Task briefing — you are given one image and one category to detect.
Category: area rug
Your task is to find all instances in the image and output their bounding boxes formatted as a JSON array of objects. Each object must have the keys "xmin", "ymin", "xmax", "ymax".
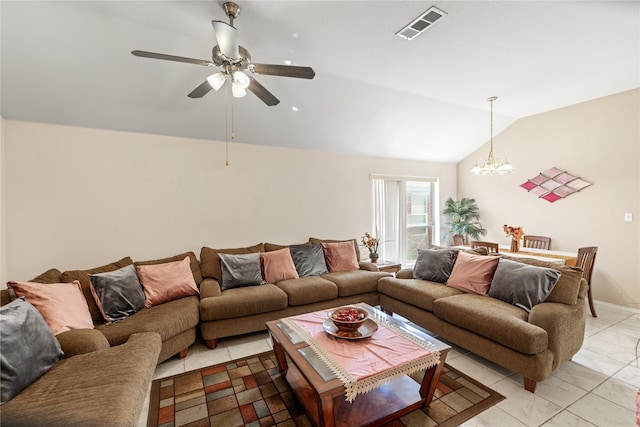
[{"xmin": 147, "ymin": 351, "xmax": 504, "ymax": 427}]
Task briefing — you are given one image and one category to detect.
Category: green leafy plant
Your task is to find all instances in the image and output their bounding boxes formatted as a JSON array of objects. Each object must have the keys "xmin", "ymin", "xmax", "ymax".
[{"xmin": 442, "ymin": 197, "xmax": 487, "ymax": 243}]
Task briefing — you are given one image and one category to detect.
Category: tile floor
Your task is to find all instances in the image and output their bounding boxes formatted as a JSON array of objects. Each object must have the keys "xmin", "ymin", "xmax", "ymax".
[{"xmin": 138, "ymin": 301, "xmax": 640, "ymax": 427}]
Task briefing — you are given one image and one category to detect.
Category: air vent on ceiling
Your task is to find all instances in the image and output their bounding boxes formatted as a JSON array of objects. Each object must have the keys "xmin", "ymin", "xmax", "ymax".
[{"xmin": 396, "ymin": 6, "xmax": 447, "ymax": 41}]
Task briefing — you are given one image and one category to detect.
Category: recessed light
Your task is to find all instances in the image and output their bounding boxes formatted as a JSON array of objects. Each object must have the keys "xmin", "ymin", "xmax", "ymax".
[
  {"xmin": 284, "ymin": 60, "xmax": 292, "ymax": 65},
  {"xmin": 292, "ymin": 33, "xmax": 299, "ymax": 38},
  {"xmin": 291, "ymin": 106, "xmax": 299, "ymax": 112}
]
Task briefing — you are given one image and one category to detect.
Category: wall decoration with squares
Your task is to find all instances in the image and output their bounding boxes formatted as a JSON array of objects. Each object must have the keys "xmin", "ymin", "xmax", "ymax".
[{"xmin": 520, "ymin": 167, "xmax": 591, "ymax": 203}]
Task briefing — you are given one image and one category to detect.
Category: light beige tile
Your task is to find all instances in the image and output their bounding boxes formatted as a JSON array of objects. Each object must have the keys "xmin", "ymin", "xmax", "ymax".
[
  {"xmin": 551, "ymin": 360, "xmax": 609, "ymax": 391},
  {"xmin": 567, "ymin": 392, "xmax": 635, "ymax": 427},
  {"xmin": 493, "ymin": 377, "xmax": 563, "ymax": 427},
  {"xmin": 541, "ymin": 410, "xmax": 597, "ymax": 426},
  {"xmin": 184, "ymin": 346, "xmax": 231, "ymax": 372},
  {"xmin": 572, "ymin": 347, "xmax": 629, "ymax": 377},
  {"xmin": 612, "ymin": 363, "xmax": 640, "ymax": 389},
  {"xmin": 592, "ymin": 377, "xmax": 638, "ymax": 412},
  {"xmin": 535, "ymin": 375, "xmax": 588, "ymax": 408},
  {"xmin": 228, "ymin": 339, "xmax": 272, "ymax": 360},
  {"xmin": 446, "ymin": 354, "xmax": 509, "ymax": 388},
  {"xmin": 461, "ymin": 405, "xmax": 527, "ymax": 426},
  {"xmin": 153, "ymin": 357, "xmax": 185, "ymax": 380}
]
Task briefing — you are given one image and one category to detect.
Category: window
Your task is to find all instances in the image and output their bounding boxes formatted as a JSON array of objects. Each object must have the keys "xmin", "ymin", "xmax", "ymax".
[{"xmin": 371, "ymin": 175, "xmax": 439, "ymax": 265}]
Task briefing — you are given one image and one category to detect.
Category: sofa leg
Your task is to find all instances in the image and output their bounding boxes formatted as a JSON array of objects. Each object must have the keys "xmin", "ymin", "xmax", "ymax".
[
  {"xmin": 524, "ymin": 378, "xmax": 537, "ymax": 393},
  {"xmin": 205, "ymin": 339, "xmax": 218, "ymax": 349},
  {"xmin": 178, "ymin": 348, "xmax": 188, "ymax": 359}
]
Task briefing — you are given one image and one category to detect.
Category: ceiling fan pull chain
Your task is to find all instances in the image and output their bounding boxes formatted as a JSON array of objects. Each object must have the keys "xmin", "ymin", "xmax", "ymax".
[
  {"xmin": 225, "ymin": 83, "xmax": 229, "ymax": 166},
  {"xmin": 231, "ymin": 96, "xmax": 235, "ymax": 141}
]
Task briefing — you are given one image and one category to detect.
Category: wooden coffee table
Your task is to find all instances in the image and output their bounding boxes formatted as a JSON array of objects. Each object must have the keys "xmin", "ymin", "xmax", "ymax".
[{"xmin": 266, "ymin": 303, "xmax": 450, "ymax": 427}]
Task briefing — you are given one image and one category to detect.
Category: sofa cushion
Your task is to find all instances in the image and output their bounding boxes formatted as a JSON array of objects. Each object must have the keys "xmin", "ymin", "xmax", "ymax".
[
  {"xmin": 0, "ymin": 332, "xmax": 161, "ymax": 427},
  {"xmin": 498, "ymin": 255, "xmax": 583, "ymax": 305},
  {"xmin": 264, "ymin": 242, "xmax": 296, "ymax": 252},
  {"xmin": 378, "ymin": 276, "xmax": 464, "ymax": 312},
  {"xmin": 200, "ymin": 243, "xmax": 265, "ymax": 283},
  {"xmin": 199, "ymin": 284, "xmax": 288, "ymax": 321},
  {"xmin": 136, "ymin": 256, "xmax": 199, "ymax": 307},
  {"xmin": 96, "ymin": 296, "xmax": 199, "ymax": 346},
  {"xmin": 89, "ymin": 264, "xmax": 146, "ymax": 323},
  {"xmin": 219, "ymin": 253, "xmax": 265, "ymax": 290},
  {"xmin": 260, "ymin": 248, "xmax": 299, "ymax": 284},
  {"xmin": 447, "ymin": 251, "xmax": 499, "ymax": 295},
  {"xmin": 275, "ymin": 276, "xmax": 338, "ymax": 306},
  {"xmin": 322, "ymin": 270, "xmax": 390, "ymax": 297},
  {"xmin": 135, "ymin": 251, "xmax": 203, "ymax": 285},
  {"xmin": 489, "ymin": 258, "xmax": 561, "ymax": 312},
  {"xmin": 61, "ymin": 257, "xmax": 134, "ymax": 323},
  {"xmin": 321, "ymin": 241, "xmax": 359, "ymax": 272},
  {"xmin": 7, "ymin": 280, "xmax": 95, "ymax": 335},
  {"xmin": 30, "ymin": 268, "xmax": 63, "ymax": 284},
  {"xmin": 309, "ymin": 237, "xmax": 361, "ymax": 261},
  {"xmin": 433, "ymin": 293, "xmax": 548, "ymax": 354},
  {"xmin": 1, "ymin": 297, "xmax": 64, "ymax": 404},
  {"xmin": 413, "ymin": 248, "xmax": 458, "ymax": 283},
  {"xmin": 290, "ymin": 244, "xmax": 329, "ymax": 277}
]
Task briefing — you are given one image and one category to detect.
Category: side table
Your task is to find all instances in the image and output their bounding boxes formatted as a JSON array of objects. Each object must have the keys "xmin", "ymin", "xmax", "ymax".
[{"xmin": 375, "ymin": 260, "xmax": 401, "ymax": 274}]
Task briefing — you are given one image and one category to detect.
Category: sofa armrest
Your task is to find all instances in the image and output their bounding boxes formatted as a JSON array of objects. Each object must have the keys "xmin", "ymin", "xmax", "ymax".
[
  {"xmin": 528, "ymin": 299, "xmax": 586, "ymax": 369},
  {"xmin": 56, "ymin": 328, "xmax": 110, "ymax": 357},
  {"xmin": 359, "ymin": 261, "xmax": 379, "ymax": 272},
  {"xmin": 200, "ymin": 278, "xmax": 222, "ymax": 298},
  {"xmin": 396, "ymin": 268, "xmax": 414, "ymax": 279}
]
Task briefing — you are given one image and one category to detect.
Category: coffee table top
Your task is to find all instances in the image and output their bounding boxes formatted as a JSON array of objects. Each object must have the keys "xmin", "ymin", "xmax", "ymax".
[{"xmin": 266, "ymin": 303, "xmax": 450, "ymax": 399}]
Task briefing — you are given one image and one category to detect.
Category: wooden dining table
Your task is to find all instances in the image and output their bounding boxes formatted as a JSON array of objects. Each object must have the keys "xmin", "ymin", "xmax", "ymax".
[{"xmin": 498, "ymin": 245, "xmax": 577, "ymax": 267}]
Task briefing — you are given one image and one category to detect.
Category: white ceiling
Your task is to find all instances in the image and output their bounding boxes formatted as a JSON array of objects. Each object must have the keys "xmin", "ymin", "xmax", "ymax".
[{"xmin": 2, "ymin": 1, "xmax": 638, "ymax": 162}]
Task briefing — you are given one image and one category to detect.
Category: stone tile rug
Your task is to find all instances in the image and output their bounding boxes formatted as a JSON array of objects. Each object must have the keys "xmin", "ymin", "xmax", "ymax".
[{"xmin": 147, "ymin": 351, "xmax": 504, "ymax": 427}]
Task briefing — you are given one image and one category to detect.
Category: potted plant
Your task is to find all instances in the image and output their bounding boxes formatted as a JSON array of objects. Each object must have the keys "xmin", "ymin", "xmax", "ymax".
[{"xmin": 442, "ymin": 197, "xmax": 487, "ymax": 244}]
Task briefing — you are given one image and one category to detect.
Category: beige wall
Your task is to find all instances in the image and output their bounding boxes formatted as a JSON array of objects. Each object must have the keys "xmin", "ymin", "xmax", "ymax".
[
  {"xmin": 458, "ymin": 88, "xmax": 640, "ymax": 309},
  {"xmin": 2, "ymin": 120, "xmax": 456, "ymax": 283},
  {"xmin": 1, "ymin": 116, "xmax": 6, "ymax": 285}
]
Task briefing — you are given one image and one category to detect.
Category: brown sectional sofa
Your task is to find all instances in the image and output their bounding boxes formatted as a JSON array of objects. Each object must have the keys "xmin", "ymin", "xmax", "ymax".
[
  {"xmin": 377, "ymin": 254, "xmax": 587, "ymax": 392},
  {"xmin": 198, "ymin": 240, "xmax": 392, "ymax": 348},
  {"xmin": 1, "ymin": 330, "xmax": 161, "ymax": 427},
  {"xmin": 0, "ymin": 239, "xmax": 588, "ymax": 425}
]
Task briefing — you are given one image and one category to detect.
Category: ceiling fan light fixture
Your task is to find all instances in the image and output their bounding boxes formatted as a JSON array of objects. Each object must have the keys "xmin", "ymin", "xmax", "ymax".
[
  {"xmin": 232, "ymin": 71, "xmax": 250, "ymax": 88},
  {"xmin": 231, "ymin": 70, "xmax": 250, "ymax": 97},
  {"xmin": 207, "ymin": 72, "xmax": 227, "ymax": 91}
]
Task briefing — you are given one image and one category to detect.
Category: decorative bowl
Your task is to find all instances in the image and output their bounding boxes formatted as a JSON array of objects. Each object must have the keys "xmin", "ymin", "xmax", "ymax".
[{"xmin": 327, "ymin": 305, "xmax": 369, "ymax": 332}]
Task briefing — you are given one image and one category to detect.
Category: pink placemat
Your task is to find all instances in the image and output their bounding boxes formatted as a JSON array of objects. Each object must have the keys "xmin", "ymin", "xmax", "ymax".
[{"xmin": 283, "ymin": 309, "xmax": 440, "ymax": 401}]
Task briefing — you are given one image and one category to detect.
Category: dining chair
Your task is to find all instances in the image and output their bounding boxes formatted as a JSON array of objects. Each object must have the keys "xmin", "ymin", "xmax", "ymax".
[
  {"xmin": 452, "ymin": 234, "xmax": 465, "ymax": 246},
  {"xmin": 470, "ymin": 241, "xmax": 499, "ymax": 253},
  {"xmin": 523, "ymin": 235, "xmax": 552, "ymax": 250},
  {"xmin": 576, "ymin": 246, "xmax": 598, "ymax": 317}
]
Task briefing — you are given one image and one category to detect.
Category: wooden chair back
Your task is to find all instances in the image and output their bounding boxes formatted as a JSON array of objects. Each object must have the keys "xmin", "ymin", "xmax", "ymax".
[
  {"xmin": 523, "ymin": 235, "xmax": 552, "ymax": 250},
  {"xmin": 452, "ymin": 234, "xmax": 465, "ymax": 246},
  {"xmin": 470, "ymin": 241, "xmax": 499, "ymax": 253},
  {"xmin": 576, "ymin": 246, "xmax": 598, "ymax": 285},
  {"xmin": 576, "ymin": 246, "xmax": 598, "ymax": 317}
]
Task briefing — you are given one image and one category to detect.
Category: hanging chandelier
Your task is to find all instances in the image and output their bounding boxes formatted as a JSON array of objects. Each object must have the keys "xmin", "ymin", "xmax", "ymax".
[{"xmin": 470, "ymin": 96, "xmax": 513, "ymax": 175}]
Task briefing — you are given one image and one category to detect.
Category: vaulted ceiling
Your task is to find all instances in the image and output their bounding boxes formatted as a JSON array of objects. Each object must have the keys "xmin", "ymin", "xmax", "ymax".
[{"xmin": 2, "ymin": 1, "xmax": 638, "ymax": 162}]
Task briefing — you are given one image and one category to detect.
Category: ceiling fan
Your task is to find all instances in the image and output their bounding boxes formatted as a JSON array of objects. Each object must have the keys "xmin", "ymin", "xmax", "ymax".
[{"xmin": 131, "ymin": 1, "xmax": 315, "ymax": 106}]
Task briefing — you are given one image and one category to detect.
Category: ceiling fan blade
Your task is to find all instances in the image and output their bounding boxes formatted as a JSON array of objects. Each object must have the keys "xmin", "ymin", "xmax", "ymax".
[
  {"xmin": 132, "ymin": 50, "xmax": 214, "ymax": 67},
  {"xmin": 252, "ymin": 64, "xmax": 315, "ymax": 79},
  {"xmin": 212, "ymin": 21, "xmax": 239, "ymax": 59},
  {"xmin": 188, "ymin": 80, "xmax": 214, "ymax": 98},
  {"xmin": 247, "ymin": 78, "xmax": 280, "ymax": 106}
]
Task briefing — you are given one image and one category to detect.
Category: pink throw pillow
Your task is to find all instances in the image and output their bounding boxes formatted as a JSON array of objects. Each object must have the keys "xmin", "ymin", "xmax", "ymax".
[
  {"xmin": 322, "ymin": 241, "xmax": 359, "ymax": 273},
  {"xmin": 447, "ymin": 251, "xmax": 499, "ymax": 295},
  {"xmin": 7, "ymin": 280, "xmax": 94, "ymax": 335},
  {"xmin": 136, "ymin": 256, "xmax": 199, "ymax": 308},
  {"xmin": 260, "ymin": 248, "xmax": 300, "ymax": 283}
]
